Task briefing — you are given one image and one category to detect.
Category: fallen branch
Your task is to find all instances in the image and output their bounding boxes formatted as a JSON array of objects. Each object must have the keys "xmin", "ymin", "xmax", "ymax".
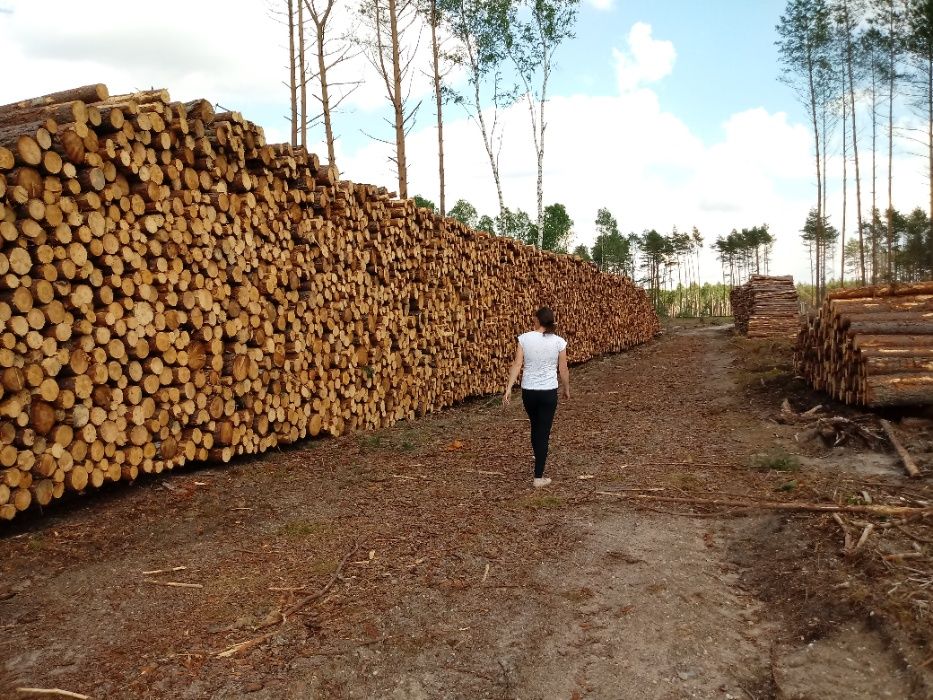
[
  {"xmin": 881, "ymin": 551, "xmax": 925, "ymax": 562},
  {"xmin": 833, "ymin": 513, "xmax": 854, "ymax": 552},
  {"xmin": 16, "ymin": 689, "xmax": 90, "ymax": 700},
  {"xmin": 216, "ymin": 541, "xmax": 359, "ymax": 659},
  {"xmin": 894, "ymin": 524, "xmax": 933, "ymax": 545},
  {"xmin": 144, "ymin": 580, "xmax": 202, "ymax": 589},
  {"xmin": 847, "ymin": 524, "xmax": 874, "ymax": 556},
  {"xmin": 596, "ymin": 491, "xmax": 933, "ymax": 517},
  {"xmin": 142, "ymin": 566, "xmax": 187, "ymax": 576},
  {"xmin": 625, "ymin": 461, "xmax": 742, "ymax": 468},
  {"xmin": 879, "ymin": 419, "xmax": 922, "ymax": 479},
  {"xmin": 215, "ymin": 631, "xmax": 276, "ymax": 659},
  {"xmin": 637, "ymin": 505, "xmax": 755, "ymax": 518},
  {"xmin": 273, "ymin": 541, "xmax": 359, "ymax": 624}
]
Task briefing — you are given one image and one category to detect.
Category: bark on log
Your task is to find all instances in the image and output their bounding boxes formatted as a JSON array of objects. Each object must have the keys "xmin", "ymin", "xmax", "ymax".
[{"xmin": 795, "ymin": 286, "xmax": 933, "ymax": 407}]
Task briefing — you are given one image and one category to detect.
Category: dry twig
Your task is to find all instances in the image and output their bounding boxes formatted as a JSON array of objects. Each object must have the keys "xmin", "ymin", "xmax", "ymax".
[
  {"xmin": 597, "ymin": 490, "xmax": 933, "ymax": 517},
  {"xmin": 215, "ymin": 541, "xmax": 359, "ymax": 659},
  {"xmin": 879, "ymin": 419, "xmax": 923, "ymax": 479},
  {"xmin": 16, "ymin": 689, "xmax": 90, "ymax": 699}
]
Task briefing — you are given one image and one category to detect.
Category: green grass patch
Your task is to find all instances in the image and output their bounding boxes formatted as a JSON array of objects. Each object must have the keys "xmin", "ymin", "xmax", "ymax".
[
  {"xmin": 308, "ymin": 558, "xmax": 338, "ymax": 576},
  {"xmin": 278, "ymin": 519, "xmax": 329, "ymax": 539},
  {"xmin": 358, "ymin": 435, "xmax": 384, "ymax": 450},
  {"xmin": 523, "ymin": 495, "xmax": 563, "ymax": 510},
  {"xmin": 749, "ymin": 450, "xmax": 801, "ymax": 472}
]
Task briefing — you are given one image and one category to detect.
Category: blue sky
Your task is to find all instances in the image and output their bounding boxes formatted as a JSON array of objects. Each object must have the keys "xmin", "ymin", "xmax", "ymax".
[
  {"xmin": 1, "ymin": 0, "xmax": 924, "ymax": 283},
  {"xmin": 303, "ymin": 0, "xmax": 802, "ymax": 161}
]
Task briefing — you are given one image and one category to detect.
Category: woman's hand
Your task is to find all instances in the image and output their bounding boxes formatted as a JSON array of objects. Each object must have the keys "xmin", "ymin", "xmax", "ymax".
[
  {"xmin": 503, "ymin": 343, "xmax": 523, "ymax": 407},
  {"xmin": 558, "ymin": 350, "xmax": 570, "ymax": 401}
]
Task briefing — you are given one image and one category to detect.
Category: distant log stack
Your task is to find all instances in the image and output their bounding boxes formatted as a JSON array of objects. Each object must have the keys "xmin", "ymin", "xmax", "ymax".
[
  {"xmin": 0, "ymin": 84, "xmax": 660, "ymax": 520},
  {"xmin": 730, "ymin": 275, "xmax": 800, "ymax": 338},
  {"xmin": 795, "ymin": 282, "xmax": 933, "ymax": 407}
]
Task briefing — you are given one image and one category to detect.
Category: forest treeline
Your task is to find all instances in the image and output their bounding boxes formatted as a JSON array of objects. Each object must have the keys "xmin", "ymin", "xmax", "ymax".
[
  {"xmin": 777, "ymin": 0, "xmax": 933, "ymax": 301},
  {"xmin": 275, "ymin": 0, "xmax": 746, "ymax": 317},
  {"xmin": 275, "ymin": 0, "xmax": 932, "ymax": 317}
]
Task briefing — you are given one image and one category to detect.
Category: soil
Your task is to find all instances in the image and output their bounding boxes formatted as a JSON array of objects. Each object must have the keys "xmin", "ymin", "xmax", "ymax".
[{"xmin": 1, "ymin": 323, "xmax": 930, "ymax": 699}]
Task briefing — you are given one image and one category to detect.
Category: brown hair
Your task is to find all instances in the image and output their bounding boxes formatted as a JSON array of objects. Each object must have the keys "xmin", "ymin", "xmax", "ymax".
[{"xmin": 536, "ymin": 307, "xmax": 556, "ymax": 335}]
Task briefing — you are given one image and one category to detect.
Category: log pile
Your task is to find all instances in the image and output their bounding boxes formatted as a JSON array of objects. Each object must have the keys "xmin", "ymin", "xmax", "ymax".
[
  {"xmin": 730, "ymin": 275, "xmax": 800, "ymax": 338},
  {"xmin": 0, "ymin": 84, "xmax": 660, "ymax": 520},
  {"xmin": 794, "ymin": 282, "xmax": 933, "ymax": 407}
]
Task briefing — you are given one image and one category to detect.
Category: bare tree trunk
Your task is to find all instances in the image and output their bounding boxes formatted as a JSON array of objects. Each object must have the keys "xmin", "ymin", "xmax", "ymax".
[
  {"xmin": 886, "ymin": 0, "xmax": 895, "ymax": 282},
  {"xmin": 468, "ymin": 53, "xmax": 505, "ymax": 217},
  {"xmin": 298, "ymin": 0, "xmax": 307, "ymax": 149},
  {"xmin": 821, "ymin": 104, "xmax": 829, "ymax": 296},
  {"xmin": 304, "ymin": 0, "xmax": 357, "ymax": 168},
  {"xmin": 388, "ymin": 0, "xmax": 407, "ymax": 198},
  {"xmin": 841, "ymin": 68, "xmax": 848, "ymax": 286},
  {"xmin": 430, "ymin": 0, "xmax": 445, "ymax": 215},
  {"xmin": 535, "ymin": 80, "xmax": 546, "ymax": 247},
  {"xmin": 871, "ymin": 57, "xmax": 879, "ymax": 283},
  {"xmin": 808, "ymin": 54, "xmax": 823, "ymax": 302},
  {"xmin": 315, "ymin": 19, "xmax": 336, "ymax": 164},
  {"xmin": 288, "ymin": 0, "xmax": 298, "ymax": 147},
  {"xmin": 843, "ymin": 0, "xmax": 865, "ymax": 284}
]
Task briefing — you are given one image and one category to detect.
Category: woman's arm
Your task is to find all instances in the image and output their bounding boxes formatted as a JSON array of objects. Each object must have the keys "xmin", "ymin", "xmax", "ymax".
[
  {"xmin": 558, "ymin": 350, "xmax": 570, "ymax": 400},
  {"xmin": 503, "ymin": 343, "xmax": 524, "ymax": 405}
]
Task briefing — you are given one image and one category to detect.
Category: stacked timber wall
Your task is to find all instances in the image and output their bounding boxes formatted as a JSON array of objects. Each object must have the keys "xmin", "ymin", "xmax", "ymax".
[
  {"xmin": 795, "ymin": 282, "xmax": 933, "ymax": 407},
  {"xmin": 0, "ymin": 84, "xmax": 660, "ymax": 519},
  {"xmin": 730, "ymin": 275, "xmax": 799, "ymax": 338}
]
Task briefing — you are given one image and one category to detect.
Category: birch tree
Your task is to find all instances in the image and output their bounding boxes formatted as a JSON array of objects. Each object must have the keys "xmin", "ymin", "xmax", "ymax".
[
  {"xmin": 441, "ymin": 0, "xmax": 514, "ymax": 219},
  {"xmin": 499, "ymin": 0, "xmax": 579, "ymax": 247}
]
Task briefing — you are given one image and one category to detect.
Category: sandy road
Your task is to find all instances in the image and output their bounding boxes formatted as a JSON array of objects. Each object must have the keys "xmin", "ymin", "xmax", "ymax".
[{"xmin": 0, "ymin": 326, "xmax": 923, "ymax": 699}]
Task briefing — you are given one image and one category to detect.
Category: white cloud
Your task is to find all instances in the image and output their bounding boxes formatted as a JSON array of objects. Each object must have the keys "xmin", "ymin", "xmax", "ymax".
[
  {"xmin": 612, "ymin": 22, "xmax": 676, "ymax": 93},
  {"xmin": 338, "ymin": 84, "xmax": 821, "ymax": 283},
  {"xmin": 0, "ymin": 0, "xmax": 442, "ymax": 120},
  {"xmin": 585, "ymin": 0, "xmax": 616, "ymax": 11},
  {"xmin": 4, "ymin": 7, "xmax": 920, "ymax": 288},
  {"xmin": 0, "ymin": 0, "xmax": 288, "ymax": 108}
]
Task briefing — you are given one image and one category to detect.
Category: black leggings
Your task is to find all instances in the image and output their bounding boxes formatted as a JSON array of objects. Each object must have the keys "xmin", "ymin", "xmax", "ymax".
[{"xmin": 522, "ymin": 389, "xmax": 558, "ymax": 478}]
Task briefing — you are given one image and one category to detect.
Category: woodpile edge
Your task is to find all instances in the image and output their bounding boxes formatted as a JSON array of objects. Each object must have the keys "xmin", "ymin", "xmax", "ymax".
[
  {"xmin": 794, "ymin": 281, "xmax": 933, "ymax": 407},
  {"xmin": 730, "ymin": 275, "xmax": 800, "ymax": 339},
  {"xmin": 0, "ymin": 84, "xmax": 661, "ymax": 520}
]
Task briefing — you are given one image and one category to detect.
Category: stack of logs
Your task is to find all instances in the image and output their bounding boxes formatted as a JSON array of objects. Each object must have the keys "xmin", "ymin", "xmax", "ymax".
[
  {"xmin": 730, "ymin": 275, "xmax": 800, "ymax": 338},
  {"xmin": 795, "ymin": 282, "xmax": 933, "ymax": 407},
  {"xmin": 0, "ymin": 84, "xmax": 660, "ymax": 520}
]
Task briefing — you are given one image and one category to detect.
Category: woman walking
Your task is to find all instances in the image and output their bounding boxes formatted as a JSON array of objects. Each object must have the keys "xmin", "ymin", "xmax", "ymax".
[{"xmin": 503, "ymin": 307, "xmax": 570, "ymax": 488}]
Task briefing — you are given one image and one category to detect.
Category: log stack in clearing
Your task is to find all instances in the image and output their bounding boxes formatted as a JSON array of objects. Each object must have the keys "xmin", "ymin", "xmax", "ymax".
[
  {"xmin": 730, "ymin": 275, "xmax": 800, "ymax": 338},
  {"xmin": 0, "ymin": 84, "xmax": 660, "ymax": 520},
  {"xmin": 795, "ymin": 282, "xmax": 933, "ymax": 407}
]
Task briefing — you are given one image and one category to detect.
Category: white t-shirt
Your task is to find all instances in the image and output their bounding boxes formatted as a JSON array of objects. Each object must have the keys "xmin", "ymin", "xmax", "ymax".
[{"xmin": 518, "ymin": 331, "xmax": 567, "ymax": 390}]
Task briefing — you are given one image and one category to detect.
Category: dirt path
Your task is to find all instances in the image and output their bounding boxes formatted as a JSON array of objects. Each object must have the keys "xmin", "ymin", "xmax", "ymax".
[{"xmin": 0, "ymin": 326, "xmax": 927, "ymax": 699}]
